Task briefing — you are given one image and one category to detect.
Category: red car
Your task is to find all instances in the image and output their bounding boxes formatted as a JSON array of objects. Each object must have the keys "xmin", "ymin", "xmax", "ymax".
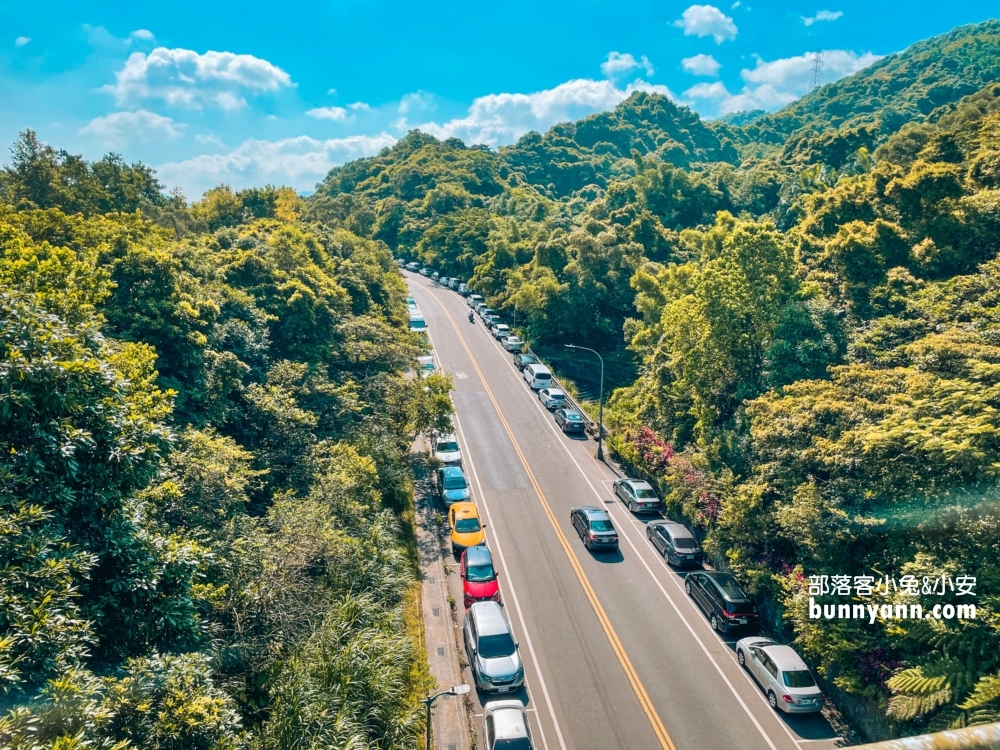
[{"xmin": 460, "ymin": 545, "xmax": 501, "ymax": 608}]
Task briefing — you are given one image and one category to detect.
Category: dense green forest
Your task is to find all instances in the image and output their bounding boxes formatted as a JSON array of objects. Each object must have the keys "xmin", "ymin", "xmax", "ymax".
[
  {"xmin": 3, "ymin": 15, "xmax": 1000, "ymax": 747},
  {"xmin": 0, "ymin": 132, "xmax": 453, "ymax": 748},
  {"xmin": 310, "ymin": 19, "xmax": 1000, "ymax": 737}
]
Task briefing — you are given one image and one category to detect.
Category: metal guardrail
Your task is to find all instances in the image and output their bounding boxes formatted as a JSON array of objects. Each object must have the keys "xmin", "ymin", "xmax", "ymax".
[{"xmin": 852, "ymin": 723, "xmax": 1000, "ymax": 750}]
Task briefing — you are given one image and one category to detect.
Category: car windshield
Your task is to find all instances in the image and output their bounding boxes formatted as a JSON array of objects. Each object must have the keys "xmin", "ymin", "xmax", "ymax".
[
  {"xmin": 437, "ymin": 441, "xmax": 459, "ymax": 452},
  {"xmin": 783, "ymin": 670, "xmax": 816, "ymax": 688},
  {"xmin": 549, "ymin": 393, "xmax": 565, "ymax": 400},
  {"xmin": 635, "ymin": 488, "xmax": 658, "ymax": 498},
  {"xmin": 478, "ymin": 632, "xmax": 515, "ymax": 658},
  {"xmin": 495, "ymin": 739, "xmax": 532, "ymax": 750},
  {"xmin": 535, "ymin": 373, "xmax": 551, "ymax": 381},
  {"xmin": 443, "ymin": 475, "xmax": 467, "ymax": 490},
  {"xmin": 673, "ymin": 536, "xmax": 698, "ymax": 550},
  {"xmin": 590, "ymin": 519, "xmax": 614, "ymax": 532},
  {"xmin": 566, "ymin": 412, "xmax": 582, "ymax": 421},
  {"xmin": 409, "ymin": 320, "xmax": 425, "ymax": 329},
  {"xmin": 466, "ymin": 563, "xmax": 496, "ymax": 582},
  {"xmin": 521, "ymin": 356, "xmax": 538, "ymax": 364},
  {"xmin": 455, "ymin": 517, "xmax": 481, "ymax": 533}
]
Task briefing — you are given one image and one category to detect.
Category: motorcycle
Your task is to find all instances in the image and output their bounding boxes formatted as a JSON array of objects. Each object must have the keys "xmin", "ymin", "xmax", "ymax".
[{"xmin": 468, "ymin": 312, "xmax": 475, "ymax": 324}]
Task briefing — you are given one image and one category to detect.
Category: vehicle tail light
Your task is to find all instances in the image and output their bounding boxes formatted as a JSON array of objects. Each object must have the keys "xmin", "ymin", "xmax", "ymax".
[
  {"xmin": 463, "ymin": 594, "xmax": 474, "ymax": 608},
  {"xmin": 492, "ymin": 591, "xmax": 502, "ymax": 603},
  {"xmin": 782, "ymin": 694, "xmax": 794, "ymax": 704}
]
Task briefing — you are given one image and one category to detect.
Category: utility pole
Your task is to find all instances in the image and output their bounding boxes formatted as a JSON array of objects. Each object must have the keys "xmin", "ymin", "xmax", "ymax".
[
  {"xmin": 809, "ymin": 51, "xmax": 824, "ymax": 91},
  {"xmin": 421, "ymin": 685, "xmax": 470, "ymax": 750},
  {"xmin": 565, "ymin": 344, "xmax": 605, "ymax": 461}
]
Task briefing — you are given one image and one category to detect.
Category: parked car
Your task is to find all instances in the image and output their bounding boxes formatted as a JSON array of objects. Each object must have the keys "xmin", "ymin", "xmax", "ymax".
[
  {"xmin": 408, "ymin": 311, "xmax": 427, "ymax": 335},
  {"xmin": 513, "ymin": 353, "xmax": 539, "ymax": 371},
  {"xmin": 395, "ymin": 258, "xmax": 405, "ymax": 266},
  {"xmin": 570, "ymin": 506, "xmax": 619, "ymax": 552},
  {"xmin": 416, "ymin": 355, "xmax": 435, "ymax": 378},
  {"xmin": 483, "ymin": 700, "xmax": 536, "ymax": 750},
  {"xmin": 554, "ymin": 408, "xmax": 586, "ymax": 433},
  {"xmin": 449, "ymin": 501, "xmax": 486, "ymax": 554},
  {"xmin": 406, "ymin": 261, "xmax": 420, "ymax": 271},
  {"xmin": 432, "ymin": 434, "xmax": 462, "ymax": 466},
  {"xmin": 646, "ymin": 520, "xmax": 702, "ymax": 567},
  {"xmin": 613, "ymin": 478, "xmax": 662, "ymax": 513},
  {"xmin": 437, "ymin": 275, "xmax": 448, "ymax": 285},
  {"xmin": 502, "ymin": 336, "xmax": 524, "ymax": 352},
  {"xmin": 523, "ymin": 364, "xmax": 552, "ymax": 390},
  {"xmin": 467, "ymin": 294, "xmax": 484, "ymax": 308},
  {"xmin": 478, "ymin": 306, "xmax": 496, "ymax": 320},
  {"xmin": 538, "ymin": 388, "xmax": 567, "ymax": 410},
  {"xmin": 491, "ymin": 323, "xmax": 510, "ymax": 340},
  {"xmin": 736, "ymin": 637, "xmax": 823, "ymax": 713},
  {"xmin": 461, "ymin": 545, "xmax": 501, "ymax": 608},
  {"xmin": 463, "ymin": 601, "xmax": 524, "ymax": 694},
  {"xmin": 436, "ymin": 465, "xmax": 470, "ymax": 507},
  {"xmin": 459, "ymin": 283, "xmax": 470, "ymax": 296},
  {"xmin": 686, "ymin": 570, "xmax": 759, "ymax": 633},
  {"xmin": 484, "ymin": 314, "xmax": 502, "ymax": 328},
  {"xmin": 431, "ymin": 271, "xmax": 440, "ymax": 281},
  {"xmin": 449, "ymin": 279, "xmax": 460, "ymax": 290},
  {"xmin": 420, "ymin": 267, "xmax": 431, "ymax": 276}
]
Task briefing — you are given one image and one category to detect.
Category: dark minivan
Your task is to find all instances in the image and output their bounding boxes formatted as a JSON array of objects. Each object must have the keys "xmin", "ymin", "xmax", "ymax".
[{"xmin": 685, "ymin": 570, "xmax": 758, "ymax": 633}]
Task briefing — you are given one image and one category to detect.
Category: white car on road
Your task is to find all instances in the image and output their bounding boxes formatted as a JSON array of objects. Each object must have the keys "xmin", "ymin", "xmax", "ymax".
[
  {"xmin": 502, "ymin": 336, "xmax": 523, "ymax": 352},
  {"xmin": 538, "ymin": 387, "xmax": 567, "ymax": 410},
  {"xmin": 491, "ymin": 323, "xmax": 510, "ymax": 340},
  {"xmin": 735, "ymin": 637, "xmax": 824, "ymax": 713}
]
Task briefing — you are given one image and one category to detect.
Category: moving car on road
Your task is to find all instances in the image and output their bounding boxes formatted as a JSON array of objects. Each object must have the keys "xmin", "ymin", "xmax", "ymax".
[
  {"xmin": 432, "ymin": 434, "xmax": 462, "ymax": 466},
  {"xmin": 647, "ymin": 519, "xmax": 702, "ymax": 566},
  {"xmin": 463, "ymin": 601, "xmax": 524, "ymax": 694},
  {"xmin": 435, "ymin": 465, "xmax": 470, "ymax": 507},
  {"xmin": 613, "ymin": 478, "xmax": 662, "ymax": 513},
  {"xmin": 686, "ymin": 570, "xmax": 758, "ymax": 632},
  {"xmin": 491, "ymin": 323, "xmax": 510, "ymax": 339},
  {"xmin": 449, "ymin": 502, "xmax": 486, "ymax": 555},
  {"xmin": 502, "ymin": 336, "xmax": 523, "ymax": 352},
  {"xmin": 513, "ymin": 353, "xmax": 539, "ymax": 371},
  {"xmin": 483, "ymin": 700, "xmax": 536, "ymax": 750},
  {"xmin": 538, "ymin": 387, "xmax": 566, "ymax": 410},
  {"xmin": 523, "ymin": 364, "xmax": 552, "ymax": 390},
  {"xmin": 736, "ymin": 637, "xmax": 823, "ymax": 713},
  {"xmin": 570, "ymin": 506, "xmax": 619, "ymax": 552},
  {"xmin": 554, "ymin": 408, "xmax": 586, "ymax": 433},
  {"xmin": 461, "ymin": 545, "xmax": 501, "ymax": 607}
]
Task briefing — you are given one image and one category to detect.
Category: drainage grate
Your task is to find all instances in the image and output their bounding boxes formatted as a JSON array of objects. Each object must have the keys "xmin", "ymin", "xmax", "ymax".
[
  {"xmin": 432, "ymin": 607, "xmax": 440, "ymax": 616},
  {"xmin": 428, "ymin": 576, "xmax": 435, "ymax": 584},
  {"xmin": 437, "ymin": 647, "xmax": 445, "ymax": 656}
]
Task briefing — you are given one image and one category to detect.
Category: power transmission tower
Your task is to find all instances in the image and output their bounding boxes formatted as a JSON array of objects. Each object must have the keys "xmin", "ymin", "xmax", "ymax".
[{"xmin": 809, "ymin": 51, "xmax": 824, "ymax": 91}]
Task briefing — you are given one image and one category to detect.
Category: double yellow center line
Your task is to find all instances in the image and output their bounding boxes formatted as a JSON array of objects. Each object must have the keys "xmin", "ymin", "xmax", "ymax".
[{"xmin": 428, "ymin": 286, "xmax": 677, "ymax": 750}]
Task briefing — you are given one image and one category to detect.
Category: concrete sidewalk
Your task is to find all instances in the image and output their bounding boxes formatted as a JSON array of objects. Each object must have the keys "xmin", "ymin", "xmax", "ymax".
[{"xmin": 415, "ymin": 450, "xmax": 473, "ymax": 750}]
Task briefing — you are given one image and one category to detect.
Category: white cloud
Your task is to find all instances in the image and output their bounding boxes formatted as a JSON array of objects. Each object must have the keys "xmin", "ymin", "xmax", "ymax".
[
  {"xmin": 195, "ymin": 133, "xmax": 226, "ymax": 147},
  {"xmin": 15, "ymin": 36, "xmax": 31, "ymax": 47},
  {"xmin": 731, "ymin": 0, "xmax": 740, "ymax": 7},
  {"xmin": 802, "ymin": 10, "xmax": 843, "ymax": 25},
  {"xmin": 398, "ymin": 91, "xmax": 435, "ymax": 114},
  {"xmin": 413, "ymin": 78, "xmax": 675, "ymax": 147},
  {"xmin": 155, "ymin": 133, "xmax": 396, "ymax": 196},
  {"xmin": 103, "ymin": 47, "xmax": 293, "ymax": 109},
  {"xmin": 348, "ymin": 101, "xmax": 371, "ymax": 111},
  {"xmin": 130, "ymin": 29, "xmax": 154, "ymax": 40},
  {"xmin": 326, "ymin": 87, "xmax": 337, "ymax": 95},
  {"xmin": 601, "ymin": 51, "xmax": 654, "ymax": 78},
  {"xmin": 80, "ymin": 109, "xmax": 184, "ymax": 145},
  {"xmin": 306, "ymin": 106, "xmax": 348, "ymax": 121},
  {"xmin": 692, "ymin": 49, "xmax": 882, "ymax": 115},
  {"xmin": 673, "ymin": 5, "xmax": 738, "ymax": 44},
  {"xmin": 682, "ymin": 53, "xmax": 721, "ymax": 76}
]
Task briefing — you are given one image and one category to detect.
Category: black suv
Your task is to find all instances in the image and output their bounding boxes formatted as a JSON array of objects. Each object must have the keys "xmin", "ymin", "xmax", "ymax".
[
  {"xmin": 513, "ymin": 353, "xmax": 539, "ymax": 371},
  {"xmin": 685, "ymin": 570, "xmax": 758, "ymax": 633},
  {"xmin": 646, "ymin": 520, "xmax": 703, "ymax": 567}
]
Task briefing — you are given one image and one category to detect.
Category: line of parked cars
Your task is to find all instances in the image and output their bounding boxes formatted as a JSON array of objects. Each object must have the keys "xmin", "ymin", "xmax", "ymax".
[{"xmin": 403, "ymin": 260, "xmax": 823, "ymax": 728}]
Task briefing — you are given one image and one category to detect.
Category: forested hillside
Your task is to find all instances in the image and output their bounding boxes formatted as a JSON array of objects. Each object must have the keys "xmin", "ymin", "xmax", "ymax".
[
  {"xmin": 311, "ymin": 18, "xmax": 1000, "ymax": 738},
  {"xmin": 0, "ymin": 132, "xmax": 451, "ymax": 747}
]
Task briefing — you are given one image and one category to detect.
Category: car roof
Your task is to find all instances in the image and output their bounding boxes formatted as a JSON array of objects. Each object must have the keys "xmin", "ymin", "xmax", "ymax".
[
  {"xmin": 470, "ymin": 600, "xmax": 509, "ymax": 634},
  {"xmin": 545, "ymin": 388, "xmax": 565, "ymax": 395},
  {"xmin": 440, "ymin": 465, "xmax": 464, "ymax": 478},
  {"xmin": 577, "ymin": 506, "xmax": 609, "ymax": 519},
  {"xmin": 701, "ymin": 571, "xmax": 748, "ymax": 599},
  {"xmin": 488, "ymin": 703, "xmax": 529, "ymax": 739},
  {"xmin": 624, "ymin": 479, "xmax": 654, "ymax": 491},
  {"xmin": 436, "ymin": 433, "xmax": 458, "ymax": 442},
  {"xmin": 451, "ymin": 502, "xmax": 479, "ymax": 516},
  {"xmin": 465, "ymin": 545, "xmax": 493, "ymax": 566},
  {"xmin": 762, "ymin": 644, "xmax": 810, "ymax": 672},
  {"xmin": 651, "ymin": 519, "xmax": 695, "ymax": 536}
]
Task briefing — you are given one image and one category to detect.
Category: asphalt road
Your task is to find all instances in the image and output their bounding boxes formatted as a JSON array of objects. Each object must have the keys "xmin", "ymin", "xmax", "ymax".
[{"xmin": 408, "ymin": 272, "xmax": 845, "ymax": 750}]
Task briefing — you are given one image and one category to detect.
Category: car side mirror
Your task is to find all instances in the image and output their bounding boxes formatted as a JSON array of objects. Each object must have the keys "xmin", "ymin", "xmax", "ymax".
[{"xmin": 482, "ymin": 523, "xmax": 487, "ymax": 529}]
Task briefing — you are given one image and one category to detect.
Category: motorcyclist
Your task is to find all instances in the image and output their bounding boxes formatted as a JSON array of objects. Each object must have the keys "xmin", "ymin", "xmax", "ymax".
[{"xmin": 468, "ymin": 311, "xmax": 475, "ymax": 323}]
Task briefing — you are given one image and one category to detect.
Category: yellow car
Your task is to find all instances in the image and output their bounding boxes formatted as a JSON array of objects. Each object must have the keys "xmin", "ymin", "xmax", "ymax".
[{"xmin": 449, "ymin": 502, "xmax": 486, "ymax": 555}]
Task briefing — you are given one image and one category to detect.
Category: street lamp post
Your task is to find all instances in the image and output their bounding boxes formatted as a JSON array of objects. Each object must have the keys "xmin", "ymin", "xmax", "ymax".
[
  {"xmin": 422, "ymin": 684, "xmax": 471, "ymax": 750},
  {"xmin": 565, "ymin": 344, "xmax": 605, "ymax": 461}
]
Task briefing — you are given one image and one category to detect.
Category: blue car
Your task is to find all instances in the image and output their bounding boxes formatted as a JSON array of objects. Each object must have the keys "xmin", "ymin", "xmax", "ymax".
[{"xmin": 436, "ymin": 465, "xmax": 471, "ymax": 506}]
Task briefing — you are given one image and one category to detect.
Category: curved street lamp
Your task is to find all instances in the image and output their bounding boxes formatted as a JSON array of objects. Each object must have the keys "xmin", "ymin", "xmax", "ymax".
[
  {"xmin": 565, "ymin": 344, "xmax": 605, "ymax": 461},
  {"xmin": 422, "ymin": 683, "xmax": 471, "ymax": 750}
]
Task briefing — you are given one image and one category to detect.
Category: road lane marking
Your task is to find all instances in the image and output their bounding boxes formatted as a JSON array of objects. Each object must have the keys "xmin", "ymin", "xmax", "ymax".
[
  {"xmin": 421, "ymin": 283, "xmax": 677, "ymax": 750},
  {"xmin": 452, "ymin": 411, "xmax": 562, "ymax": 750}
]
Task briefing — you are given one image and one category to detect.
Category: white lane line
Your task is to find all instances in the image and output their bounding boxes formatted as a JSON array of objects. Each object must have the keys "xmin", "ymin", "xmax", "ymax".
[
  {"xmin": 470, "ymin": 318, "xmax": 790, "ymax": 750},
  {"xmin": 453, "ymin": 409, "xmax": 566, "ymax": 750}
]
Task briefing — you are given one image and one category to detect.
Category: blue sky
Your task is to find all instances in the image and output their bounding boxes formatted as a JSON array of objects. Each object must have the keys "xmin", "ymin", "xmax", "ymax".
[{"xmin": 2, "ymin": 1, "xmax": 995, "ymax": 198}]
